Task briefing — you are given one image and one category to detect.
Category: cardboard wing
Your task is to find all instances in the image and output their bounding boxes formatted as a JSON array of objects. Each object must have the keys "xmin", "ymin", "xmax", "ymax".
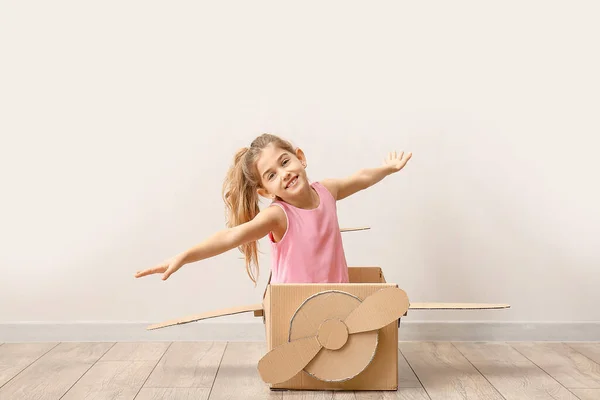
[
  {"xmin": 146, "ymin": 302, "xmax": 510, "ymax": 331},
  {"xmin": 409, "ymin": 303, "xmax": 510, "ymax": 310},
  {"xmin": 144, "ymin": 267, "xmax": 510, "ymax": 389},
  {"xmin": 142, "ymin": 226, "xmax": 511, "ymax": 389},
  {"xmin": 147, "ymin": 303, "xmax": 264, "ymax": 330}
]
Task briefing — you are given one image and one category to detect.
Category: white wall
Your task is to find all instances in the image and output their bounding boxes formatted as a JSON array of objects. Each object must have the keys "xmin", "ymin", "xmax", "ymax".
[{"xmin": 1, "ymin": 1, "xmax": 599, "ymax": 340}]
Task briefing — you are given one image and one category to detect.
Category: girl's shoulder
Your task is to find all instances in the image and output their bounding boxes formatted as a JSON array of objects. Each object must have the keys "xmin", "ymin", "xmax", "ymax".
[
  {"xmin": 263, "ymin": 201, "xmax": 287, "ymax": 221},
  {"xmin": 265, "ymin": 201, "xmax": 288, "ymax": 242},
  {"xmin": 315, "ymin": 180, "xmax": 338, "ymax": 200}
]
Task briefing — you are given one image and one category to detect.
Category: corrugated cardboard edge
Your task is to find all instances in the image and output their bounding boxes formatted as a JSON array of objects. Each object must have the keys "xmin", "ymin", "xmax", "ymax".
[
  {"xmin": 409, "ymin": 303, "xmax": 511, "ymax": 310},
  {"xmin": 264, "ymin": 285, "xmax": 272, "ymax": 350}
]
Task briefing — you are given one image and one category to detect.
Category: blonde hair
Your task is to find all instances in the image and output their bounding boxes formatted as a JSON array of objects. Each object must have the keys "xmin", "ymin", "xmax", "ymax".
[{"xmin": 222, "ymin": 133, "xmax": 296, "ymax": 284}]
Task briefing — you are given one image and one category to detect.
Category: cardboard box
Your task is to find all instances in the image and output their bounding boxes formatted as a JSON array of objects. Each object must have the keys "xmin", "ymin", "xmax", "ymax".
[
  {"xmin": 260, "ymin": 266, "xmax": 402, "ymax": 390},
  {"xmin": 148, "ymin": 252, "xmax": 510, "ymax": 393}
]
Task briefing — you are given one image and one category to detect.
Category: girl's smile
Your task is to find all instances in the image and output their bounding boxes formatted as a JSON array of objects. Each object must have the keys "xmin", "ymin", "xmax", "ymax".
[{"xmin": 285, "ymin": 175, "xmax": 298, "ymax": 189}]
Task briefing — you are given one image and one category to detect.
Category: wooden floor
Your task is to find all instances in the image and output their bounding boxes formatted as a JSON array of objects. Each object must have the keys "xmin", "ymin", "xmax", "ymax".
[{"xmin": 1, "ymin": 342, "xmax": 600, "ymax": 399}]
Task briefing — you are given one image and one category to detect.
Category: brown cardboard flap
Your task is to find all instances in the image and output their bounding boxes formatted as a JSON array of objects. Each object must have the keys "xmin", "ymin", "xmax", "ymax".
[
  {"xmin": 348, "ymin": 266, "xmax": 385, "ymax": 283},
  {"xmin": 409, "ymin": 303, "xmax": 510, "ymax": 310},
  {"xmin": 146, "ymin": 303, "xmax": 264, "ymax": 330}
]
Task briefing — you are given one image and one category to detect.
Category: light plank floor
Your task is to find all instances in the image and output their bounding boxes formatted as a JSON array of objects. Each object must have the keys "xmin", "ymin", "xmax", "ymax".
[{"xmin": 1, "ymin": 342, "xmax": 599, "ymax": 399}]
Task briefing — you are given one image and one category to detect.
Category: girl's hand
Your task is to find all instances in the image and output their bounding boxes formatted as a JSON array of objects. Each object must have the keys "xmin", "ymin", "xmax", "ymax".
[
  {"xmin": 384, "ymin": 151, "xmax": 412, "ymax": 172},
  {"xmin": 135, "ymin": 255, "xmax": 185, "ymax": 281}
]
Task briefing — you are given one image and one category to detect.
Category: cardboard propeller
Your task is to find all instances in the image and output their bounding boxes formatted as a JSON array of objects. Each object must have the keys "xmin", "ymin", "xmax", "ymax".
[{"xmin": 256, "ymin": 287, "xmax": 409, "ymax": 384}]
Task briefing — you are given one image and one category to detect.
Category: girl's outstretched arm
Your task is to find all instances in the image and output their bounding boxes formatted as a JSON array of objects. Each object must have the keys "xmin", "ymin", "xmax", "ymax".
[
  {"xmin": 322, "ymin": 151, "xmax": 412, "ymax": 201},
  {"xmin": 134, "ymin": 205, "xmax": 284, "ymax": 280}
]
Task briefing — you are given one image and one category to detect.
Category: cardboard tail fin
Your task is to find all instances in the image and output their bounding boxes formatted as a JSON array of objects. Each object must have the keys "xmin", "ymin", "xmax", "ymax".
[
  {"xmin": 409, "ymin": 303, "xmax": 510, "ymax": 310},
  {"xmin": 340, "ymin": 226, "xmax": 370, "ymax": 232},
  {"xmin": 146, "ymin": 303, "xmax": 264, "ymax": 330}
]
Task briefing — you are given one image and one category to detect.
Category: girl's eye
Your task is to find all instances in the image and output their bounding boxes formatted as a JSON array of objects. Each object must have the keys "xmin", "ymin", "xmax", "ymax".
[
  {"xmin": 282, "ymin": 159, "xmax": 289, "ymax": 166},
  {"xmin": 268, "ymin": 173, "xmax": 275, "ymax": 180}
]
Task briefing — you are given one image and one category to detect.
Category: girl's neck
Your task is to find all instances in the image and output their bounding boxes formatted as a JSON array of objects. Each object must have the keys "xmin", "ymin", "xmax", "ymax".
[{"xmin": 283, "ymin": 183, "xmax": 320, "ymax": 210}]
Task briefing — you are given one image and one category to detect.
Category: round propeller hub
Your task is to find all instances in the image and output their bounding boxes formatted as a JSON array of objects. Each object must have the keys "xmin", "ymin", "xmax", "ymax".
[{"xmin": 317, "ymin": 318, "xmax": 348, "ymax": 350}]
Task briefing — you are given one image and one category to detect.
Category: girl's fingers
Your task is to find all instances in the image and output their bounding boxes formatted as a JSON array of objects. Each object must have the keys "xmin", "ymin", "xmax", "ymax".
[
  {"xmin": 162, "ymin": 267, "xmax": 174, "ymax": 280},
  {"xmin": 135, "ymin": 265, "xmax": 166, "ymax": 278}
]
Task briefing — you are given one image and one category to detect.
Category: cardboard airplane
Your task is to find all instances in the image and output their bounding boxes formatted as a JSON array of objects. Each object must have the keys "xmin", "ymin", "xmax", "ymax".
[{"xmin": 146, "ymin": 227, "xmax": 510, "ymax": 391}]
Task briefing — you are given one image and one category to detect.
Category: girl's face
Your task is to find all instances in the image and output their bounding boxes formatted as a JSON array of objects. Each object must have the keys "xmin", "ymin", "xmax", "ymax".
[{"xmin": 255, "ymin": 143, "xmax": 308, "ymax": 201}]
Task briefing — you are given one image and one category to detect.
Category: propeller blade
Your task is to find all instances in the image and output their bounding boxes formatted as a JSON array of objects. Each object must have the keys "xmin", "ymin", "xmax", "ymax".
[
  {"xmin": 257, "ymin": 336, "xmax": 322, "ymax": 384},
  {"xmin": 344, "ymin": 287, "xmax": 409, "ymax": 334}
]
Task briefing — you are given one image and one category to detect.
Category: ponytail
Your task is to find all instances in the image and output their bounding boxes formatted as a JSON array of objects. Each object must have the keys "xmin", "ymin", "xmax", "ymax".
[
  {"xmin": 222, "ymin": 147, "xmax": 261, "ymax": 284},
  {"xmin": 222, "ymin": 134, "xmax": 297, "ymax": 285}
]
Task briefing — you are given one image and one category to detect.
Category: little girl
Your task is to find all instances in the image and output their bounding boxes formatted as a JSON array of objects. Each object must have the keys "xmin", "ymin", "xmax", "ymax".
[{"xmin": 135, "ymin": 133, "xmax": 412, "ymax": 285}]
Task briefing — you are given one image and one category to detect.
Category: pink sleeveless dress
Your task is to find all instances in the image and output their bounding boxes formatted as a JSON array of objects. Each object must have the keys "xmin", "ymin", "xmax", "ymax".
[{"xmin": 268, "ymin": 181, "xmax": 350, "ymax": 284}]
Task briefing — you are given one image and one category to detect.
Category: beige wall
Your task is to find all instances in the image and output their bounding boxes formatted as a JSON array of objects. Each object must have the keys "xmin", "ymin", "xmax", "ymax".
[{"xmin": 1, "ymin": 1, "xmax": 598, "ymax": 335}]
